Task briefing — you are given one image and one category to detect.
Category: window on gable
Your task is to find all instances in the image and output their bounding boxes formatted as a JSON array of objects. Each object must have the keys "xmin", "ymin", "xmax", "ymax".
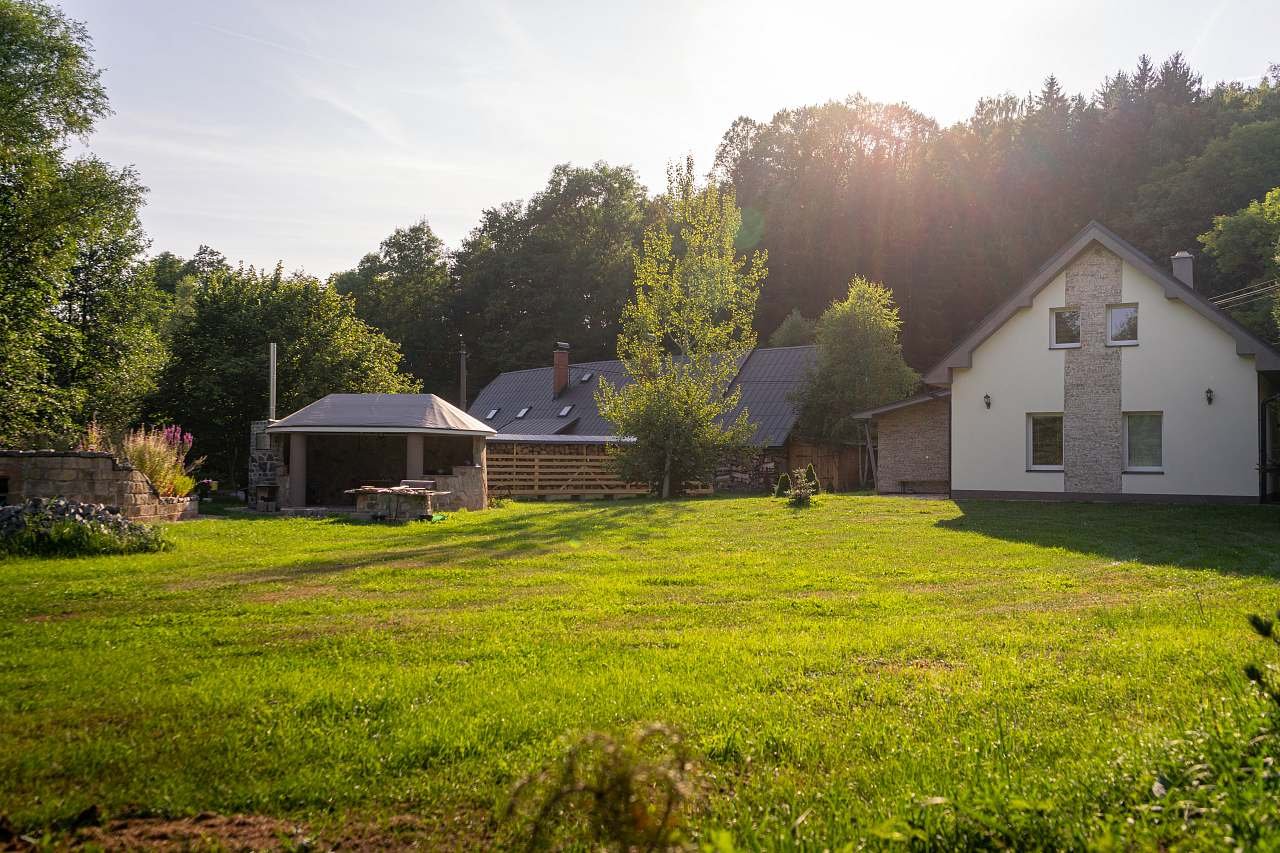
[
  {"xmin": 1027, "ymin": 414, "xmax": 1064, "ymax": 470},
  {"xmin": 1124, "ymin": 412, "xmax": 1163, "ymax": 471},
  {"xmin": 1051, "ymin": 308, "xmax": 1080, "ymax": 348},
  {"xmin": 516, "ymin": 407, "xmax": 530, "ymax": 419},
  {"xmin": 1108, "ymin": 304, "xmax": 1138, "ymax": 345},
  {"xmin": 485, "ymin": 408, "xmax": 500, "ymax": 420},
  {"xmin": 558, "ymin": 405, "xmax": 574, "ymax": 417}
]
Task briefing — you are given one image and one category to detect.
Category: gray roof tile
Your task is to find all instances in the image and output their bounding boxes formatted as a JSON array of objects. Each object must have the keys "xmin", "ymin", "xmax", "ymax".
[{"xmin": 469, "ymin": 346, "xmax": 814, "ymax": 447}]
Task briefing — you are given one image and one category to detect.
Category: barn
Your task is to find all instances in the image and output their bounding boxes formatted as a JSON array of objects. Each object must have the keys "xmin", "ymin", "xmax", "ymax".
[{"xmin": 469, "ymin": 343, "xmax": 868, "ymax": 498}]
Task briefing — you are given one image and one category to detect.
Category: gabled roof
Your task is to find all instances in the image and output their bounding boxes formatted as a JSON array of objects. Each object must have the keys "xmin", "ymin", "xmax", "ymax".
[
  {"xmin": 267, "ymin": 393, "xmax": 495, "ymax": 435},
  {"xmin": 723, "ymin": 345, "xmax": 817, "ymax": 446},
  {"xmin": 470, "ymin": 358, "xmax": 627, "ymax": 436},
  {"xmin": 923, "ymin": 220, "xmax": 1280, "ymax": 385},
  {"xmin": 468, "ymin": 346, "xmax": 816, "ymax": 448}
]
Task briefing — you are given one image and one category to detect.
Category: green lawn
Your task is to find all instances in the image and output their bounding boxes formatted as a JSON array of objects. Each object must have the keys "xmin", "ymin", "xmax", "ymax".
[{"xmin": 2, "ymin": 496, "xmax": 1279, "ymax": 849}]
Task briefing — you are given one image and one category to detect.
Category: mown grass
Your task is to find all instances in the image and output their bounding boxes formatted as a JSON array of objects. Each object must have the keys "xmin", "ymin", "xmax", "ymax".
[{"xmin": 2, "ymin": 495, "xmax": 1279, "ymax": 848}]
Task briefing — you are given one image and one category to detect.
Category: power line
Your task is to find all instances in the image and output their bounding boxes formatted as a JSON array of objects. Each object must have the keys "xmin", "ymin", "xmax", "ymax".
[
  {"xmin": 1212, "ymin": 277, "xmax": 1280, "ymax": 306},
  {"xmin": 1211, "ymin": 277, "xmax": 1280, "ymax": 301}
]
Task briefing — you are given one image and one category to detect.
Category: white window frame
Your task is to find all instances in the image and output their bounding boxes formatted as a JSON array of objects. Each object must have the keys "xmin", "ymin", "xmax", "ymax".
[
  {"xmin": 485, "ymin": 408, "xmax": 500, "ymax": 420},
  {"xmin": 1106, "ymin": 303, "xmax": 1139, "ymax": 346},
  {"xmin": 515, "ymin": 407, "xmax": 530, "ymax": 419},
  {"xmin": 1050, "ymin": 307, "xmax": 1081, "ymax": 349},
  {"xmin": 1026, "ymin": 413, "xmax": 1064, "ymax": 471},
  {"xmin": 1123, "ymin": 411, "xmax": 1164, "ymax": 473},
  {"xmin": 557, "ymin": 405, "xmax": 573, "ymax": 417}
]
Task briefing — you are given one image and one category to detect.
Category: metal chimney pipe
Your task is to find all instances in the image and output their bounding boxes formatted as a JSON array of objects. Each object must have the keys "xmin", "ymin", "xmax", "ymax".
[{"xmin": 268, "ymin": 342, "xmax": 277, "ymax": 420}]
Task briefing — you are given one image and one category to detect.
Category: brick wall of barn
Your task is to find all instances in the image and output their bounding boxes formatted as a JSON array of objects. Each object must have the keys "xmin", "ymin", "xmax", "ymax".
[{"xmin": 874, "ymin": 399, "xmax": 951, "ymax": 494}]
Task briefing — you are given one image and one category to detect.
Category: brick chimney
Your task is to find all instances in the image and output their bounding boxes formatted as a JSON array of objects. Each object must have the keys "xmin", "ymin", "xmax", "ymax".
[
  {"xmin": 1171, "ymin": 250, "xmax": 1194, "ymax": 289},
  {"xmin": 553, "ymin": 342, "xmax": 570, "ymax": 396}
]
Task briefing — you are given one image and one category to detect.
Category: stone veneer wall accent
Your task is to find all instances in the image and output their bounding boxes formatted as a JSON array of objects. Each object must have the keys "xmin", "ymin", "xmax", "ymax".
[
  {"xmin": 1064, "ymin": 245, "xmax": 1123, "ymax": 493},
  {"xmin": 247, "ymin": 420, "xmax": 283, "ymax": 509},
  {"xmin": 0, "ymin": 450, "xmax": 197, "ymax": 521},
  {"xmin": 874, "ymin": 398, "xmax": 951, "ymax": 493}
]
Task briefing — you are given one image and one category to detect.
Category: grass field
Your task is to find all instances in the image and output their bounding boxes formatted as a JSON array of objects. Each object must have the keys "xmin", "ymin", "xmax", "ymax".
[{"xmin": 3, "ymin": 495, "xmax": 1280, "ymax": 849}]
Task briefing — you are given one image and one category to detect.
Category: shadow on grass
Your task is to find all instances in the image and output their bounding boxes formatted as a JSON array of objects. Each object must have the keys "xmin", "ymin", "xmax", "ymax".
[
  {"xmin": 937, "ymin": 500, "xmax": 1280, "ymax": 578},
  {"xmin": 201, "ymin": 499, "xmax": 698, "ymax": 587}
]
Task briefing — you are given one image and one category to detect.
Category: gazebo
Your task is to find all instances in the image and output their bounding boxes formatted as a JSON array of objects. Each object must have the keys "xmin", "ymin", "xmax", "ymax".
[{"xmin": 262, "ymin": 394, "xmax": 495, "ymax": 511}]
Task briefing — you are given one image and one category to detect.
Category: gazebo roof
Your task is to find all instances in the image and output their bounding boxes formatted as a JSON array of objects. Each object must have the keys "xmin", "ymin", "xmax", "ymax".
[{"xmin": 266, "ymin": 394, "xmax": 495, "ymax": 436}]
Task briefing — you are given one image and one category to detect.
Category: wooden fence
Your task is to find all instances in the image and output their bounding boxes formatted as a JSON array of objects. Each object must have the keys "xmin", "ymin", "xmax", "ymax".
[
  {"xmin": 787, "ymin": 440, "xmax": 870, "ymax": 492},
  {"xmin": 486, "ymin": 441, "xmax": 650, "ymax": 499}
]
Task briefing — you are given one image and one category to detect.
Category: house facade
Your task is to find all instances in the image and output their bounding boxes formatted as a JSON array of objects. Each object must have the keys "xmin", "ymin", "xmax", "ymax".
[{"xmin": 860, "ymin": 222, "xmax": 1280, "ymax": 502}]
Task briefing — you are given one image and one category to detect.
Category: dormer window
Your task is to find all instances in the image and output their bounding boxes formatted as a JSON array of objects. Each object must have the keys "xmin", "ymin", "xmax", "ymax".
[
  {"xmin": 1050, "ymin": 308, "xmax": 1080, "ymax": 348},
  {"xmin": 516, "ymin": 407, "xmax": 530, "ymax": 418},
  {"xmin": 558, "ymin": 405, "xmax": 574, "ymax": 417},
  {"xmin": 1108, "ymin": 304, "xmax": 1138, "ymax": 345},
  {"xmin": 485, "ymin": 408, "xmax": 500, "ymax": 420}
]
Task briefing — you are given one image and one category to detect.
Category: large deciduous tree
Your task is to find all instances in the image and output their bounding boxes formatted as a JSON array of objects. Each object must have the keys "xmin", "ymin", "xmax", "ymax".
[
  {"xmin": 1199, "ymin": 187, "xmax": 1280, "ymax": 340},
  {"xmin": 795, "ymin": 277, "xmax": 920, "ymax": 444},
  {"xmin": 452, "ymin": 162, "xmax": 650, "ymax": 392},
  {"xmin": 597, "ymin": 159, "xmax": 766, "ymax": 498},
  {"xmin": 0, "ymin": 0, "xmax": 159, "ymax": 445},
  {"xmin": 331, "ymin": 219, "xmax": 456, "ymax": 395},
  {"xmin": 150, "ymin": 265, "xmax": 419, "ymax": 484}
]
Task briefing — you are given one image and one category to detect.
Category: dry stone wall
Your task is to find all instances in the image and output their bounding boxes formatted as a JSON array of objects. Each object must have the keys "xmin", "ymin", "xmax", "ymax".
[{"xmin": 0, "ymin": 451, "xmax": 197, "ymax": 521}]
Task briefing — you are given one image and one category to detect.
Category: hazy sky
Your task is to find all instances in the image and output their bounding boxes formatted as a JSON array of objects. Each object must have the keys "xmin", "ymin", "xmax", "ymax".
[{"xmin": 61, "ymin": 0, "xmax": 1276, "ymax": 278}]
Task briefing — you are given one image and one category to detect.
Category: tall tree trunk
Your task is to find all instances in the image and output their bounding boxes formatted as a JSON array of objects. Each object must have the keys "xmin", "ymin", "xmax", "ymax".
[{"xmin": 661, "ymin": 446, "xmax": 672, "ymax": 499}]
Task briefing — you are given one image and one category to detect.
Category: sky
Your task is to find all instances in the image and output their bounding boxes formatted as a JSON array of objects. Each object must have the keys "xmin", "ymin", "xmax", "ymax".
[{"xmin": 61, "ymin": 0, "xmax": 1277, "ymax": 279}]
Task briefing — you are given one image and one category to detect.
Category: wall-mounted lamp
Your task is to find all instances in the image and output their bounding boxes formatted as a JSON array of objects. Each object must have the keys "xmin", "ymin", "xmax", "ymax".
[
  {"xmin": 984, "ymin": 393, "xmax": 992, "ymax": 409},
  {"xmin": 1205, "ymin": 388, "xmax": 1214, "ymax": 405}
]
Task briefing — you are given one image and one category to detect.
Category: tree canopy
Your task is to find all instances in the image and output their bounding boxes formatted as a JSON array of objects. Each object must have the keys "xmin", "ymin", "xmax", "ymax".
[
  {"xmin": 795, "ymin": 278, "xmax": 920, "ymax": 444},
  {"xmin": 331, "ymin": 218, "xmax": 456, "ymax": 392}
]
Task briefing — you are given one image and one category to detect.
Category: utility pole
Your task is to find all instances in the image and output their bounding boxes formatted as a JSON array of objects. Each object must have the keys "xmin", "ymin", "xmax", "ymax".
[{"xmin": 458, "ymin": 335, "xmax": 467, "ymax": 409}]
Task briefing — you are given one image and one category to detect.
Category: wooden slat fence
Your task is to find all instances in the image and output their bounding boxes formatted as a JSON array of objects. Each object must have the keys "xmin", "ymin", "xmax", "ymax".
[{"xmin": 487, "ymin": 442, "xmax": 650, "ymax": 498}]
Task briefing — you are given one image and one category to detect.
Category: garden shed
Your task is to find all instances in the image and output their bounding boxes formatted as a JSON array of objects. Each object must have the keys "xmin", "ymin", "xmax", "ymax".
[{"xmin": 257, "ymin": 394, "xmax": 495, "ymax": 511}]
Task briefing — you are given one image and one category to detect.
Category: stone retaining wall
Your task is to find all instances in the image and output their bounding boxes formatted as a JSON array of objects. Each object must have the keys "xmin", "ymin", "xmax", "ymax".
[{"xmin": 0, "ymin": 451, "xmax": 198, "ymax": 521}]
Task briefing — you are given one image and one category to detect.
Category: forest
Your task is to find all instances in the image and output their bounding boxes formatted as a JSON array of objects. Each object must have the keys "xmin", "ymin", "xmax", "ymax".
[{"xmin": 4, "ymin": 0, "xmax": 1280, "ymax": 481}]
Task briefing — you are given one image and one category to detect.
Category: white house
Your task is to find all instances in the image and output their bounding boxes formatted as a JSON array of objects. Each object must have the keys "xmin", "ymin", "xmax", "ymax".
[{"xmin": 859, "ymin": 221, "xmax": 1280, "ymax": 503}]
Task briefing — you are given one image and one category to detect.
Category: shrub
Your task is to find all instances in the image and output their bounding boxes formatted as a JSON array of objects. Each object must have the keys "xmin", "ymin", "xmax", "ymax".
[
  {"xmin": 117, "ymin": 425, "xmax": 204, "ymax": 497},
  {"xmin": 786, "ymin": 467, "xmax": 814, "ymax": 508},
  {"xmin": 804, "ymin": 463, "xmax": 821, "ymax": 494},
  {"xmin": 773, "ymin": 472, "xmax": 791, "ymax": 497},
  {"xmin": 503, "ymin": 723, "xmax": 694, "ymax": 850},
  {"xmin": 0, "ymin": 498, "xmax": 169, "ymax": 557}
]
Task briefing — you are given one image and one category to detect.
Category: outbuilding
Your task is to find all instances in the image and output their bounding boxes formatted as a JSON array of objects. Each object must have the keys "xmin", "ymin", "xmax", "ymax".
[{"xmin": 252, "ymin": 394, "xmax": 495, "ymax": 511}]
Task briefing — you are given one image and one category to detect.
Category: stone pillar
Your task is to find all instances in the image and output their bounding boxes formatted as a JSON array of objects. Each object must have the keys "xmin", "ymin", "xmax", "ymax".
[
  {"xmin": 288, "ymin": 433, "xmax": 307, "ymax": 507},
  {"xmin": 1064, "ymin": 245, "xmax": 1123, "ymax": 493},
  {"xmin": 406, "ymin": 434, "xmax": 424, "ymax": 481}
]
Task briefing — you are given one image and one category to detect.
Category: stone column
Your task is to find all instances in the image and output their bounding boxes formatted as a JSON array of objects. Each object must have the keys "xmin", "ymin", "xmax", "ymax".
[
  {"xmin": 406, "ymin": 434, "xmax": 424, "ymax": 481},
  {"xmin": 1064, "ymin": 245, "xmax": 1123, "ymax": 494},
  {"xmin": 288, "ymin": 433, "xmax": 307, "ymax": 507}
]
